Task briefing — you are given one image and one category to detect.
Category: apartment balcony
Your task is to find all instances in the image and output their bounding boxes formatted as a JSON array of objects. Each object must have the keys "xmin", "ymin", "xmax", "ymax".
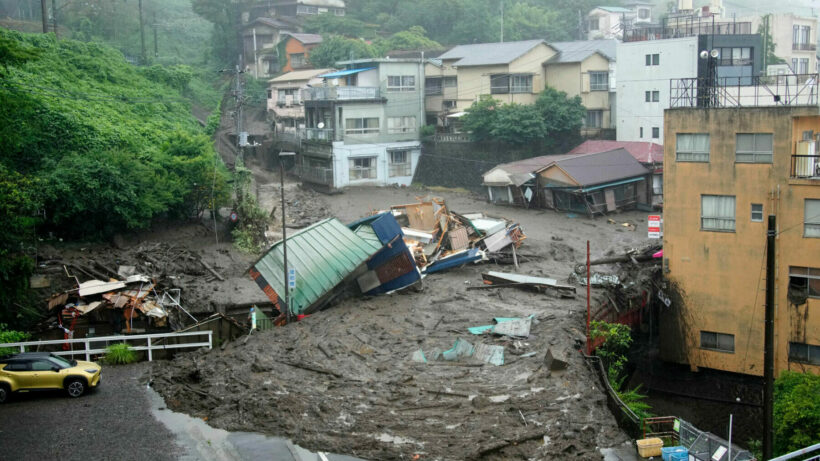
[
  {"xmin": 298, "ymin": 165, "xmax": 334, "ymax": 186},
  {"xmin": 623, "ymin": 19, "xmax": 751, "ymax": 42},
  {"xmin": 793, "ymin": 42, "xmax": 817, "ymax": 51},
  {"xmin": 276, "ymin": 94, "xmax": 302, "ymax": 106},
  {"xmin": 791, "ymin": 155, "xmax": 820, "ymax": 179},
  {"xmin": 303, "ymin": 127, "xmax": 336, "ymax": 142},
  {"xmin": 670, "ymin": 74, "xmax": 819, "ymax": 108},
  {"xmin": 302, "ymin": 86, "xmax": 382, "ymax": 102}
]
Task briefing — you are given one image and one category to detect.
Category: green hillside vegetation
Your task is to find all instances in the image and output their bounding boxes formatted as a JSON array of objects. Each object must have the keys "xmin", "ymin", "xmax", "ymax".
[{"xmin": 0, "ymin": 28, "xmax": 229, "ymax": 324}]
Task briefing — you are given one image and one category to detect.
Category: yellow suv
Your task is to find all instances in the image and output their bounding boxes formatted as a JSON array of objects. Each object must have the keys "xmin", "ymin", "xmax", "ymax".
[{"xmin": 0, "ymin": 352, "xmax": 102, "ymax": 402}]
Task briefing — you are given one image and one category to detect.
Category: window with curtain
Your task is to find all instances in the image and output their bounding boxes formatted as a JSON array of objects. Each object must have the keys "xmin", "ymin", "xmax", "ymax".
[
  {"xmin": 806, "ymin": 199, "xmax": 820, "ymax": 237},
  {"xmin": 388, "ymin": 150, "xmax": 411, "ymax": 177},
  {"xmin": 590, "ymin": 71, "xmax": 609, "ymax": 91},
  {"xmin": 490, "ymin": 74, "xmax": 510, "ymax": 94},
  {"xmin": 585, "ymin": 110, "xmax": 603, "ymax": 128},
  {"xmin": 387, "ymin": 116, "xmax": 417, "ymax": 134},
  {"xmin": 387, "ymin": 75, "xmax": 415, "ymax": 91},
  {"xmin": 510, "ymin": 75, "xmax": 532, "ymax": 93},
  {"xmin": 701, "ymin": 195, "xmax": 736, "ymax": 231},
  {"xmin": 789, "ymin": 342, "xmax": 820, "ymax": 365},
  {"xmin": 344, "ymin": 117, "xmax": 379, "ymax": 134},
  {"xmin": 676, "ymin": 133, "xmax": 710, "ymax": 162},
  {"xmin": 736, "ymin": 133, "xmax": 773, "ymax": 163}
]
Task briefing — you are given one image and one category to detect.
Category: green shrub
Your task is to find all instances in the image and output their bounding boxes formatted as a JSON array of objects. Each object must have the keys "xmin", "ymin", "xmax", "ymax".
[
  {"xmin": 0, "ymin": 324, "xmax": 29, "ymax": 356},
  {"xmin": 420, "ymin": 124, "xmax": 436, "ymax": 137},
  {"xmin": 104, "ymin": 343, "xmax": 138, "ymax": 364},
  {"xmin": 774, "ymin": 371, "xmax": 820, "ymax": 455}
]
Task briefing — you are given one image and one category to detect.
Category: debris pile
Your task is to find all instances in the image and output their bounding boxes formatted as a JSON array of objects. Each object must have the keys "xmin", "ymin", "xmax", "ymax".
[{"xmin": 249, "ymin": 198, "xmax": 528, "ymax": 324}]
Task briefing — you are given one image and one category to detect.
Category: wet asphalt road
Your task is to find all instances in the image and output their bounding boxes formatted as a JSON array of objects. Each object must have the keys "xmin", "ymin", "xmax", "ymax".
[{"xmin": 0, "ymin": 362, "xmax": 180, "ymax": 461}]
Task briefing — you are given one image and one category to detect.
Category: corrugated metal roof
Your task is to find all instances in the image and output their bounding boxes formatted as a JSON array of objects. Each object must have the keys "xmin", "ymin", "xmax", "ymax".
[
  {"xmin": 439, "ymin": 40, "xmax": 546, "ymax": 67},
  {"xmin": 318, "ymin": 67, "xmax": 377, "ymax": 78},
  {"xmin": 546, "ymin": 39, "xmax": 617, "ymax": 63},
  {"xmin": 252, "ymin": 218, "xmax": 383, "ymax": 314},
  {"xmin": 299, "ymin": 0, "xmax": 345, "ymax": 7},
  {"xmin": 567, "ymin": 140, "xmax": 663, "ymax": 164},
  {"xmin": 595, "ymin": 6, "xmax": 631, "ymax": 13},
  {"xmin": 269, "ymin": 68, "xmax": 334, "ymax": 83}
]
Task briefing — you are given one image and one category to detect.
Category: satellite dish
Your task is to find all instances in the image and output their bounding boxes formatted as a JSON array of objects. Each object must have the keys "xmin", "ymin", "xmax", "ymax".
[
  {"xmin": 710, "ymin": 49, "xmax": 720, "ymax": 58},
  {"xmin": 699, "ymin": 50, "xmax": 709, "ymax": 59},
  {"xmin": 317, "ymin": 122, "xmax": 325, "ymax": 129}
]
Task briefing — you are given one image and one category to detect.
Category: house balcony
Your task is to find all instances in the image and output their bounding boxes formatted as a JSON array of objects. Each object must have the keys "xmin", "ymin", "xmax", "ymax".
[
  {"xmin": 298, "ymin": 165, "xmax": 334, "ymax": 186},
  {"xmin": 791, "ymin": 154, "xmax": 820, "ymax": 179},
  {"xmin": 303, "ymin": 127, "xmax": 336, "ymax": 142},
  {"xmin": 623, "ymin": 19, "xmax": 751, "ymax": 42},
  {"xmin": 793, "ymin": 43, "xmax": 817, "ymax": 51},
  {"xmin": 276, "ymin": 94, "xmax": 302, "ymax": 106},
  {"xmin": 302, "ymin": 86, "xmax": 382, "ymax": 102}
]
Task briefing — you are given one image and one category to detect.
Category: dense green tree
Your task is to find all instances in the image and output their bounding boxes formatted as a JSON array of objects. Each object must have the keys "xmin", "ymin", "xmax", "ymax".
[
  {"xmin": 774, "ymin": 371, "xmax": 820, "ymax": 455},
  {"xmin": 190, "ymin": 0, "xmax": 242, "ymax": 64},
  {"xmin": 303, "ymin": 14, "xmax": 379, "ymax": 39},
  {"xmin": 503, "ymin": 3, "xmax": 562, "ymax": 42},
  {"xmin": 489, "ymin": 103, "xmax": 546, "ymax": 144},
  {"xmin": 374, "ymin": 26, "xmax": 442, "ymax": 54},
  {"xmin": 758, "ymin": 15, "xmax": 786, "ymax": 67},
  {"xmin": 308, "ymin": 36, "xmax": 375, "ymax": 68},
  {"xmin": 461, "ymin": 95, "xmax": 500, "ymax": 141}
]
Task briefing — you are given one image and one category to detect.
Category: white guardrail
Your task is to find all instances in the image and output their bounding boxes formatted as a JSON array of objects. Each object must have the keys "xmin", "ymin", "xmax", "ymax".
[{"xmin": 0, "ymin": 330, "xmax": 213, "ymax": 362}]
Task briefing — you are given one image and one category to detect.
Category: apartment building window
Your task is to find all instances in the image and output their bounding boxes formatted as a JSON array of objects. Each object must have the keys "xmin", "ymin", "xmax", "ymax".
[
  {"xmin": 640, "ymin": 127, "xmax": 643, "ymax": 138},
  {"xmin": 296, "ymin": 5, "xmax": 318, "ymax": 14},
  {"xmin": 789, "ymin": 266, "xmax": 820, "ymax": 299},
  {"xmin": 387, "ymin": 116, "xmax": 417, "ymax": 134},
  {"xmin": 443, "ymin": 77, "xmax": 457, "ymax": 88},
  {"xmin": 792, "ymin": 58, "xmax": 810, "ymax": 74},
  {"xmin": 676, "ymin": 133, "xmax": 710, "ymax": 162},
  {"xmin": 701, "ymin": 195, "xmax": 736, "ymax": 231},
  {"xmin": 645, "ymin": 53, "xmax": 659, "ymax": 66},
  {"xmin": 388, "ymin": 150, "xmax": 411, "ymax": 177},
  {"xmin": 717, "ymin": 47, "xmax": 752, "ymax": 66},
  {"xmin": 701, "ymin": 331, "xmax": 735, "ymax": 353},
  {"xmin": 645, "ymin": 90, "xmax": 659, "ymax": 102},
  {"xmin": 425, "ymin": 77, "xmax": 442, "ymax": 95},
  {"xmin": 652, "ymin": 127, "xmax": 659, "ymax": 138},
  {"xmin": 751, "ymin": 203, "xmax": 763, "ymax": 222},
  {"xmin": 443, "ymin": 100, "xmax": 457, "ymax": 109},
  {"xmin": 585, "ymin": 110, "xmax": 603, "ymax": 128},
  {"xmin": 344, "ymin": 117, "xmax": 380, "ymax": 135},
  {"xmin": 794, "ymin": 25, "xmax": 811, "ymax": 46},
  {"xmin": 789, "ymin": 342, "xmax": 820, "ymax": 365},
  {"xmin": 806, "ymin": 199, "xmax": 820, "ymax": 237},
  {"xmin": 510, "ymin": 75, "xmax": 533, "ymax": 93},
  {"xmin": 589, "ymin": 18, "xmax": 599, "ymax": 31},
  {"xmin": 638, "ymin": 8, "xmax": 650, "ymax": 19},
  {"xmin": 387, "ymin": 75, "xmax": 416, "ymax": 92},
  {"xmin": 736, "ymin": 133, "xmax": 773, "ymax": 163},
  {"xmin": 590, "ymin": 71, "xmax": 609, "ymax": 91},
  {"xmin": 491, "ymin": 74, "xmax": 532, "ymax": 94},
  {"xmin": 290, "ymin": 53, "xmax": 306, "ymax": 68},
  {"xmin": 349, "ymin": 157, "xmax": 376, "ymax": 180}
]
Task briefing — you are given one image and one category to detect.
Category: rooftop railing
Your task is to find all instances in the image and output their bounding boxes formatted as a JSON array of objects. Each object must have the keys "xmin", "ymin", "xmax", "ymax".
[{"xmin": 670, "ymin": 74, "xmax": 819, "ymax": 108}]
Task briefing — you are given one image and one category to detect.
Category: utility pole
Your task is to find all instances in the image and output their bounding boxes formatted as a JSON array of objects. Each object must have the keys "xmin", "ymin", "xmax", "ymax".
[
  {"xmin": 235, "ymin": 60, "xmax": 245, "ymax": 163},
  {"xmin": 763, "ymin": 214, "xmax": 776, "ymax": 461},
  {"xmin": 138, "ymin": 0, "xmax": 146, "ymax": 64},
  {"xmin": 153, "ymin": 9, "xmax": 158, "ymax": 58},
  {"xmin": 40, "ymin": 0, "xmax": 48, "ymax": 33},
  {"xmin": 499, "ymin": 0, "xmax": 504, "ymax": 43},
  {"xmin": 51, "ymin": 0, "xmax": 57, "ymax": 37}
]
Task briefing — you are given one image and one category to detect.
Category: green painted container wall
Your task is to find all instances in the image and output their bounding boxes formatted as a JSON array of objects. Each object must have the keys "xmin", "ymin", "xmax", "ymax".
[{"xmin": 252, "ymin": 218, "xmax": 383, "ymax": 314}]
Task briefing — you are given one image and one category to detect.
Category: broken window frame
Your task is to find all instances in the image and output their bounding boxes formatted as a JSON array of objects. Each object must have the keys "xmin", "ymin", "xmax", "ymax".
[
  {"xmin": 349, "ymin": 157, "xmax": 377, "ymax": 180},
  {"xmin": 788, "ymin": 342, "xmax": 820, "ymax": 365},
  {"xmin": 700, "ymin": 331, "xmax": 735, "ymax": 353},
  {"xmin": 388, "ymin": 150, "xmax": 411, "ymax": 177},
  {"xmin": 701, "ymin": 194, "xmax": 736, "ymax": 232},
  {"xmin": 789, "ymin": 266, "xmax": 820, "ymax": 299},
  {"xmin": 676, "ymin": 133, "xmax": 710, "ymax": 162}
]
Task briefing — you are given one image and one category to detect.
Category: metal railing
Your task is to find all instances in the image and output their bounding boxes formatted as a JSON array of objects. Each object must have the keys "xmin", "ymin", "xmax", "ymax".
[
  {"xmin": 299, "ymin": 165, "xmax": 334, "ymax": 185},
  {"xmin": 770, "ymin": 443, "xmax": 820, "ymax": 461},
  {"xmin": 792, "ymin": 154, "xmax": 820, "ymax": 178},
  {"xmin": 433, "ymin": 133, "xmax": 472, "ymax": 143},
  {"xmin": 276, "ymin": 94, "xmax": 301, "ymax": 106},
  {"xmin": 0, "ymin": 331, "xmax": 213, "ymax": 362},
  {"xmin": 793, "ymin": 43, "xmax": 817, "ymax": 51},
  {"xmin": 582, "ymin": 354, "xmax": 641, "ymax": 437},
  {"xmin": 303, "ymin": 127, "xmax": 335, "ymax": 141},
  {"xmin": 670, "ymin": 74, "xmax": 819, "ymax": 108},
  {"xmin": 624, "ymin": 20, "xmax": 751, "ymax": 42},
  {"xmin": 302, "ymin": 86, "xmax": 381, "ymax": 101}
]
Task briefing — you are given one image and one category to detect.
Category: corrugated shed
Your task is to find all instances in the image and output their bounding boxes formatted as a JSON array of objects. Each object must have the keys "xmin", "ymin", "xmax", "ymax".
[
  {"xmin": 251, "ymin": 218, "xmax": 383, "ymax": 314},
  {"xmin": 550, "ymin": 148, "xmax": 649, "ymax": 186}
]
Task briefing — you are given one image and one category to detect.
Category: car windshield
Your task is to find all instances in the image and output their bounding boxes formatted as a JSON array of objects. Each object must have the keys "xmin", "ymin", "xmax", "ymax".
[{"xmin": 48, "ymin": 355, "xmax": 73, "ymax": 368}]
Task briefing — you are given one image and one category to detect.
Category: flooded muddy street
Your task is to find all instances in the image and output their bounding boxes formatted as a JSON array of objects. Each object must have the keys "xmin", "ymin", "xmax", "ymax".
[{"xmin": 150, "ymin": 184, "xmax": 652, "ymax": 460}]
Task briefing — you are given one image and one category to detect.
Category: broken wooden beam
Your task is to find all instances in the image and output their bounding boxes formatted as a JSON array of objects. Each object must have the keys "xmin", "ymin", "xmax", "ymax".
[{"xmin": 199, "ymin": 259, "xmax": 225, "ymax": 281}]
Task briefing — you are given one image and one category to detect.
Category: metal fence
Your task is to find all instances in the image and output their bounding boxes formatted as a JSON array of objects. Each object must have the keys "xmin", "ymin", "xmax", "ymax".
[
  {"xmin": 670, "ymin": 74, "xmax": 819, "ymax": 108},
  {"xmin": 302, "ymin": 86, "xmax": 381, "ymax": 101},
  {"xmin": 624, "ymin": 20, "xmax": 751, "ymax": 42},
  {"xmin": 0, "ymin": 331, "xmax": 213, "ymax": 362},
  {"xmin": 582, "ymin": 354, "xmax": 642, "ymax": 437},
  {"xmin": 771, "ymin": 443, "xmax": 820, "ymax": 461},
  {"xmin": 791, "ymin": 154, "xmax": 820, "ymax": 178}
]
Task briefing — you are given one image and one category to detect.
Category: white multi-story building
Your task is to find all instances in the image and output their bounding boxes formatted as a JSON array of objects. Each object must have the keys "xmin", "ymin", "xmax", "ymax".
[
  {"xmin": 298, "ymin": 59, "xmax": 425, "ymax": 190},
  {"xmin": 738, "ymin": 13, "xmax": 818, "ymax": 75},
  {"xmin": 617, "ymin": 19, "xmax": 763, "ymax": 143},
  {"xmin": 587, "ymin": 2, "xmax": 653, "ymax": 41}
]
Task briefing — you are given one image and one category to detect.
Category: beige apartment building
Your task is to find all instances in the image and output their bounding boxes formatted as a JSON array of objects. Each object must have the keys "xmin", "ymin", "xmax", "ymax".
[
  {"xmin": 425, "ymin": 39, "xmax": 617, "ymax": 137},
  {"xmin": 661, "ymin": 101, "xmax": 820, "ymax": 377},
  {"xmin": 740, "ymin": 13, "xmax": 818, "ymax": 74}
]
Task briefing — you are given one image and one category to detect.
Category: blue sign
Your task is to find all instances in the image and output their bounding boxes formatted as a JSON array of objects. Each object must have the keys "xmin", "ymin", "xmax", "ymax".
[{"xmin": 288, "ymin": 268, "xmax": 296, "ymax": 288}]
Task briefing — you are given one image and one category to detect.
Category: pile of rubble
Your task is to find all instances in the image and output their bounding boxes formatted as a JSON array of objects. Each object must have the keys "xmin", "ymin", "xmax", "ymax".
[{"xmin": 249, "ymin": 198, "xmax": 529, "ymax": 323}]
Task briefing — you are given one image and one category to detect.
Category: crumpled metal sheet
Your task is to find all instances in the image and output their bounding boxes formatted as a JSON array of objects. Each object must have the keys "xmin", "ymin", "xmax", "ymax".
[{"xmin": 473, "ymin": 343, "xmax": 504, "ymax": 366}]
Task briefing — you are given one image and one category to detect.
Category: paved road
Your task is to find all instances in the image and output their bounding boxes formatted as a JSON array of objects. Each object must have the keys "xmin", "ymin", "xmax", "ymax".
[{"xmin": 0, "ymin": 363, "xmax": 362, "ymax": 461}]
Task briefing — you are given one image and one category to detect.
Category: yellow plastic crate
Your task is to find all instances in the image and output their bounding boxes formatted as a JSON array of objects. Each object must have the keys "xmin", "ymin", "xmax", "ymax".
[{"xmin": 636, "ymin": 438, "xmax": 664, "ymax": 458}]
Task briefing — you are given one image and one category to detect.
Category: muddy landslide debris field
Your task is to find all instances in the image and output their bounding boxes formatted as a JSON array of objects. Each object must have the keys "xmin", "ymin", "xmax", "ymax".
[{"xmin": 150, "ymin": 186, "xmax": 650, "ymax": 460}]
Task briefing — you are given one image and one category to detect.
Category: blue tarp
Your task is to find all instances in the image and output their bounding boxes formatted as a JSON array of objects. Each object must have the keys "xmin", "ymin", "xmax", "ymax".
[
  {"xmin": 317, "ymin": 67, "xmax": 377, "ymax": 78},
  {"xmin": 423, "ymin": 248, "xmax": 483, "ymax": 274},
  {"xmin": 579, "ymin": 176, "xmax": 645, "ymax": 193}
]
